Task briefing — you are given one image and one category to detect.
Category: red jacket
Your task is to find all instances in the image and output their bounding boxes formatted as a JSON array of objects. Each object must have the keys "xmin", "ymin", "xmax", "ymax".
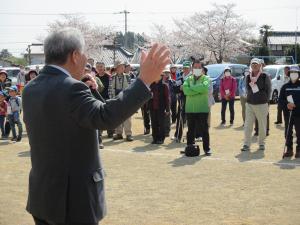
[
  {"xmin": 0, "ymin": 100, "xmax": 7, "ymax": 116},
  {"xmin": 220, "ymin": 76, "xmax": 237, "ymax": 99}
]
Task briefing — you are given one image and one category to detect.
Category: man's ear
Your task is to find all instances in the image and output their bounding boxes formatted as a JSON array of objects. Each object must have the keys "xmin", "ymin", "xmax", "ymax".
[{"xmin": 70, "ymin": 50, "xmax": 79, "ymax": 64}]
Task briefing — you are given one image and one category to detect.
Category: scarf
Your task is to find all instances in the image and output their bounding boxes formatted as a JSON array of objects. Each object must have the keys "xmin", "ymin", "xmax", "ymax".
[{"xmin": 250, "ymin": 71, "xmax": 261, "ymax": 85}]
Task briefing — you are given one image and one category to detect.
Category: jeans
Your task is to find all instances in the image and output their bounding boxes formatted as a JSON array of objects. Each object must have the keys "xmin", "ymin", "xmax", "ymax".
[
  {"xmin": 0, "ymin": 115, "xmax": 5, "ymax": 136},
  {"xmin": 221, "ymin": 99, "xmax": 235, "ymax": 123},
  {"xmin": 8, "ymin": 114, "xmax": 23, "ymax": 138},
  {"xmin": 187, "ymin": 113, "xmax": 210, "ymax": 151},
  {"xmin": 171, "ymin": 99, "xmax": 177, "ymax": 123}
]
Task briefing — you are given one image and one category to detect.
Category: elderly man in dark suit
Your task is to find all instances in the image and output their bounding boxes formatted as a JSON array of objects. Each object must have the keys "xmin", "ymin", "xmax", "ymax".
[{"xmin": 22, "ymin": 27, "xmax": 170, "ymax": 225}]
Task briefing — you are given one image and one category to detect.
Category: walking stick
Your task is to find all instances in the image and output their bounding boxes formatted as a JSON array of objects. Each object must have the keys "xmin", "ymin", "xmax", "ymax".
[
  {"xmin": 176, "ymin": 96, "xmax": 185, "ymax": 143},
  {"xmin": 282, "ymin": 110, "xmax": 293, "ymax": 159}
]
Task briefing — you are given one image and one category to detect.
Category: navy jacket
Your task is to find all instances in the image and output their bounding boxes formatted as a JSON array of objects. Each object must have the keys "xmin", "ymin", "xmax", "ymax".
[{"xmin": 279, "ymin": 80, "xmax": 300, "ymax": 117}]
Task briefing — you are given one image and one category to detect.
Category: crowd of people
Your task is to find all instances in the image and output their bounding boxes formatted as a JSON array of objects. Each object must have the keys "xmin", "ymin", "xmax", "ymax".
[
  {"xmin": 1, "ymin": 54, "xmax": 300, "ymax": 158},
  {"xmin": 9, "ymin": 28, "xmax": 300, "ymax": 225},
  {"xmin": 80, "ymin": 57, "xmax": 300, "ymax": 159}
]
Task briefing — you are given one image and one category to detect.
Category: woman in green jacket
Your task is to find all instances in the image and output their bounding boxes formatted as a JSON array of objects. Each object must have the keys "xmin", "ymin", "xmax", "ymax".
[{"xmin": 183, "ymin": 60, "xmax": 211, "ymax": 156}]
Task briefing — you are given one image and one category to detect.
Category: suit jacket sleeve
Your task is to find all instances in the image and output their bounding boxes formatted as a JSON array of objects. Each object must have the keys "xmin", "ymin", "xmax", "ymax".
[{"xmin": 69, "ymin": 78, "xmax": 152, "ymax": 130}]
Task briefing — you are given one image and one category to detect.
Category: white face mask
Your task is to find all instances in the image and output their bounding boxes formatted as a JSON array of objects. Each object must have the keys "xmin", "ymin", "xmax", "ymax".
[
  {"xmin": 225, "ymin": 72, "xmax": 231, "ymax": 77},
  {"xmin": 290, "ymin": 73, "xmax": 299, "ymax": 82},
  {"xmin": 193, "ymin": 69, "xmax": 202, "ymax": 77}
]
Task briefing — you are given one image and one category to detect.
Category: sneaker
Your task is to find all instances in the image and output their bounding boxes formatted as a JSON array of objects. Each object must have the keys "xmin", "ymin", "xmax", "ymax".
[
  {"xmin": 16, "ymin": 136, "xmax": 22, "ymax": 142},
  {"xmin": 258, "ymin": 145, "xmax": 265, "ymax": 151},
  {"xmin": 126, "ymin": 135, "xmax": 134, "ymax": 142},
  {"xmin": 204, "ymin": 149, "xmax": 212, "ymax": 156},
  {"xmin": 11, "ymin": 137, "xmax": 17, "ymax": 141},
  {"xmin": 1, "ymin": 135, "xmax": 8, "ymax": 140},
  {"xmin": 113, "ymin": 134, "xmax": 123, "ymax": 140},
  {"xmin": 274, "ymin": 121, "xmax": 282, "ymax": 125},
  {"xmin": 195, "ymin": 137, "xmax": 202, "ymax": 142},
  {"xmin": 241, "ymin": 145, "xmax": 250, "ymax": 151}
]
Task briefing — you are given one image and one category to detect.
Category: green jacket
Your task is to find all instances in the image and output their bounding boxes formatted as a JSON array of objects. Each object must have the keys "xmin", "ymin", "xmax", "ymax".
[{"xmin": 183, "ymin": 74, "xmax": 210, "ymax": 113}]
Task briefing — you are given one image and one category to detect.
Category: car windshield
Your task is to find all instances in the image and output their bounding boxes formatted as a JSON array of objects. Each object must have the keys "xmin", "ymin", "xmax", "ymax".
[
  {"xmin": 6, "ymin": 70, "xmax": 19, "ymax": 78},
  {"xmin": 263, "ymin": 68, "xmax": 277, "ymax": 79},
  {"xmin": 206, "ymin": 66, "xmax": 227, "ymax": 78}
]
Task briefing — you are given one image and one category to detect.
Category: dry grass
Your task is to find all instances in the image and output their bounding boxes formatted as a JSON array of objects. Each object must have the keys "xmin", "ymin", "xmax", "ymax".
[{"xmin": 0, "ymin": 102, "xmax": 300, "ymax": 225}]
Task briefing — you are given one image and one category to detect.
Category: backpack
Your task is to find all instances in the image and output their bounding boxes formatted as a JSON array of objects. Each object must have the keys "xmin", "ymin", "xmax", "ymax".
[{"xmin": 181, "ymin": 144, "xmax": 200, "ymax": 157}]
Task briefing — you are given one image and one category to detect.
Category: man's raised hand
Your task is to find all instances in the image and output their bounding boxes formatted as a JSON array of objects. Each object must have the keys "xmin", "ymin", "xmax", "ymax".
[{"xmin": 139, "ymin": 43, "xmax": 170, "ymax": 85}]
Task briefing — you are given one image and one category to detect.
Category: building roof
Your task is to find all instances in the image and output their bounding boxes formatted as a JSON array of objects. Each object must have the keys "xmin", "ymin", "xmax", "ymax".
[
  {"xmin": 268, "ymin": 31, "xmax": 300, "ymax": 45},
  {"xmin": 96, "ymin": 45, "xmax": 134, "ymax": 66}
]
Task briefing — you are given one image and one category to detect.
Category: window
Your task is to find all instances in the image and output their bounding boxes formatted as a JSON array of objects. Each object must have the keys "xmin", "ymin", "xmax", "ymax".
[
  {"xmin": 263, "ymin": 68, "xmax": 277, "ymax": 79},
  {"xmin": 277, "ymin": 45, "xmax": 282, "ymax": 51},
  {"xmin": 7, "ymin": 69, "xmax": 20, "ymax": 78},
  {"xmin": 278, "ymin": 68, "xmax": 284, "ymax": 79},
  {"xmin": 231, "ymin": 66, "xmax": 246, "ymax": 77},
  {"xmin": 271, "ymin": 45, "xmax": 277, "ymax": 51}
]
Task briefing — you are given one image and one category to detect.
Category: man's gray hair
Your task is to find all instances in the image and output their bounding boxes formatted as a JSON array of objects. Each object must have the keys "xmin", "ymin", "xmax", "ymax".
[{"xmin": 44, "ymin": 27, "xmax": 85, "ymax": 65}]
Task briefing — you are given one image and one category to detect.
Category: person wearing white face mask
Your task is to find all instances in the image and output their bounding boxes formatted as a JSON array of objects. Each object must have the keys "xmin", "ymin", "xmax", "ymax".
[
  {"xmin": 183, "ymin": 60, "xmax": 211, "ymax": 155},
  {"xmin": 219, "ymin": 67, "xmax": 237, "ymax": 125},
  {"xmin": 278, "ymin": 65, "xmax": 300, "ymax": 158}
]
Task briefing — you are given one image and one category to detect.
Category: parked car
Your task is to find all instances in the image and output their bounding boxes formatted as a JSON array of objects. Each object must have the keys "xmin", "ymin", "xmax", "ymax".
[
  {"xmin": 2, "ymin": 67, "xmax": 20, "ymax": 85},
  {"xmin": 206, "ymin": 64, "xmax": 248, "ymax": 101},
  {"xmin": 263, "ymin": 65, "xmax": 287, "ymax": 104}
]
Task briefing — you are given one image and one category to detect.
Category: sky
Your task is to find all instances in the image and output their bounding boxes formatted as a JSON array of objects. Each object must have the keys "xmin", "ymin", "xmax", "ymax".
[{"xmin": 1, "ymin": 0, "xmax": 300, "ymax": 56}]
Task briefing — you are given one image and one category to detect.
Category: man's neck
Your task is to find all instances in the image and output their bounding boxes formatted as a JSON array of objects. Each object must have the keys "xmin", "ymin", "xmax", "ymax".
[{"xmin": 252, "ymin": 71, "xmax": 260, "ymax": 76}]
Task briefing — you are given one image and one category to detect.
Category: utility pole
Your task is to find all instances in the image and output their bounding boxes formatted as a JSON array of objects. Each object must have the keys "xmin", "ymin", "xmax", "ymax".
[
  {"xmin": 116, "ymin": 10, "xmax": 130, "ymax": 49},
  {"xmin": 27, "ymin": 44, "xmax": 31, "ymax": 65},
  {"xmin": 113, "ymin": 36, "xmax": 116, "ymax": 64}
]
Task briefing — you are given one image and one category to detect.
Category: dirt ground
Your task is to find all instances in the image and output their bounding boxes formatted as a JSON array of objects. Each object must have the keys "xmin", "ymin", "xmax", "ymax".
[{"xmin": 0, "ymin": 102, "xmax": 300, "ymax": 225}]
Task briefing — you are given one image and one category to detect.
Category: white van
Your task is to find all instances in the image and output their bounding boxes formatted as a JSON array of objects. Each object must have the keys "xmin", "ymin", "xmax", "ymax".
[
  {"xmin": 263, "ymin": 65, "xmax": 288, "ymax": 104},
  {"xmin": 2, "ymin": 67, "xmax": 20, "ymax": 85}
]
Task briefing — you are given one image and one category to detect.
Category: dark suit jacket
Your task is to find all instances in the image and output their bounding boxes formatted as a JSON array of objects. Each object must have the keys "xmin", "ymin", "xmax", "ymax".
[{"xmin": 22, "ymin": 65, "xmax": 151, "ymax": 223}]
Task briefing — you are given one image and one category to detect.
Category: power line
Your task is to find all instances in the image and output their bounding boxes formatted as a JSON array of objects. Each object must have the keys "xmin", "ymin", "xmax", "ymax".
[
  {"xmin": 0, "ymin": 6, "xmax": 299, "ymax": 16},
  {"xmin": 0, "ymin": 42, "xmax": 31, "ymax": 44}
]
